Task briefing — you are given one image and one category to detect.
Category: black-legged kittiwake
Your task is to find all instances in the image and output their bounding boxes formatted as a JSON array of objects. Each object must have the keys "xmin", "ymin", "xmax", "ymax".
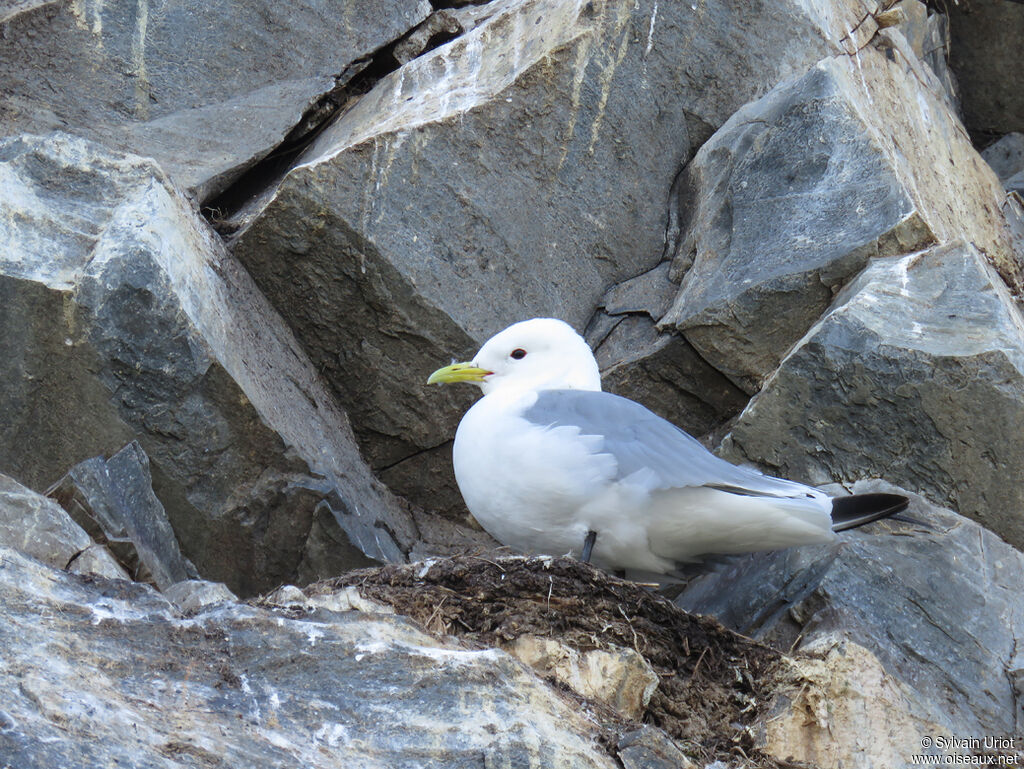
[{"xmin": 427, "ymin": 318, "xmax": 908, "ymax": 573}]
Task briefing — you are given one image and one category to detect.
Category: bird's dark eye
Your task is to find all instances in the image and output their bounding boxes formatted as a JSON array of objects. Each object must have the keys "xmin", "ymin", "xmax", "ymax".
[{"xmin": 510, "ymin": 348, "xmax": 527, "ymax": 360}]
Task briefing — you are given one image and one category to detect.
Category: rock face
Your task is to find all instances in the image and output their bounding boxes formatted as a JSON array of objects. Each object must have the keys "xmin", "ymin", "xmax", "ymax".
[
  {"xmin": 0, "ymin": 133, "xmax": 405, "ymax": 595},
  {"xmin": 677, "ymin": 482, "xmax": 1024, "ymax": 740},
  {"xmin": 945, "ymin": 0, "xmax": 1024, "ymax": 140},
  {"xmin": 0, "ymin": 0, "xmax": 432, "ymax": 200},
  {"xmin": 762, "ymin": 635, "xmax": 951, "ymax": 769},
  {"xmin": 3, "ymin": 0, "xmax": 1024, "ymax": 765},
  {"xmin": 230, "ymin": 0, "xmax": 884, "ymax": 512},
  {"xmin": 722, "ymin": 242, "xmax": 1024, "ymax": 549},
  {"xmin": 505, "ymin": 635, "xmax": 659, "ymax": 720},
  {"xmin": 46, "ymin": 441, "xmax": 197, "ymax": 589},
  {"xmin": 0, "ymin": 545, "xmax": 620, "ymax": 769},
  {"xmin": 984, "ymin": 132, "xmax": 1024, "ymax": 195},
  {"xmin": 661, "ymin": 30, "xmax": 1017, "ymax": 392},
  {"xmin": 0, "ymin": 472, "xmax": 126, "ymax": 580},
  {"xmin": 2, "ymin": 476, "xmax": 1021, "ymax": 768},
  {"xmin": 587, "ymin": 264, "xmax": 749, "ymax": 437}
]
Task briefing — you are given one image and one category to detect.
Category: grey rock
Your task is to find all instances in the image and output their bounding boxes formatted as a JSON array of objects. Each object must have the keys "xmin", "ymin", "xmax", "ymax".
[
  {"xmin": 597, "ymin": 262, "xmax": 678, "ymax": 320},
  {"xmin": 1003, "ymin": 173, "xmax": 1024, "ymax": 198},
  {"xmin": 406, "ymin": 507, "xmax": 501, "ymax": 563},
  {"xmin": 723, "ymin": 241, "xmax": 1024, "ymax": 550},
  {"xmin": 662, "ymin": 32, "xmax": 1016, "ymax": 392},
  {"xmin": 162, "ymin": 579, "xmax": 237, "ymax": 613},
  {"xmin": 920, "ymin": 9, "xmax": 959, "ymax": 109},
  {"xmin": 946, "ymin": 0, "xmax": 1024, "ymax": 139},
  {"xmin": 0, "ymin": 133, "xmax": 411, "ymax": 595},
  {"xmin": 0, "ymin": 0, "xmax": 432, "ymax": 200},
  {"xmin": 0, "ymin": 544, "xmax": 619, "ymax": 769},
  {"xmin": 983, "ymin": 132, "xmax": 1024, "ymax": 195},
  {"xmin": 617, "ymin": 726, "xmax": 696, "ymax": 769},
  {"xmin": 676, "ymin": 481, "xmax": 1024, "ymax": 738},
  {"xmin": 592, "ymin": 313, "xmax": 748, "ymax": 438},
  {"xmin": 47, "ymin": 441, "xmax": 197, "ymax": 590},
  {"xmin": 0, "ymin": 471, "xmax": 126, "ymax": 580},
  {"xmin": 393, "ymin": 11, "xmax": 463, "ymax": 66},
  {"xmin": 262, "ymin": 584, "xmax": 310, "ymax": 608},
  {"xmin": 294, "ymin": 494, "xmax": 382, "ymax": 587},
  {"xmin": 232, "ymin": 0, "xmax": 874, "ymax": 514}
]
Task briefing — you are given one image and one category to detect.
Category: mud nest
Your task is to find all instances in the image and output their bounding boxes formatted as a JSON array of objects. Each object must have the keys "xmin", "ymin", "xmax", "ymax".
[{"xmin": 318, "ymin": 555, "xmax": 790, "ymax": 767}]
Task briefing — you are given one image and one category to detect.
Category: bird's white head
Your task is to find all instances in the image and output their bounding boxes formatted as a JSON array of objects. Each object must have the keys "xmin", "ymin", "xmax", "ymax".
[{"xmin": 428, "ymin": 318, "xmax": 601, "ymax": 396}]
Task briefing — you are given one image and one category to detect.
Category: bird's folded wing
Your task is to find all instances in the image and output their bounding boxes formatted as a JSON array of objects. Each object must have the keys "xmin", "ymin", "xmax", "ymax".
[{"xmin": 522, "ymin": 389, "xmax": 822, "ymax": 500}]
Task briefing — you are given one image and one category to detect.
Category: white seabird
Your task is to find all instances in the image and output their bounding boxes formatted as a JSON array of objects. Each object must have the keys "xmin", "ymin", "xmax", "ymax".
[{"xmin": 428, "ymin": 318, "xmax": 907, "ymax": 573}]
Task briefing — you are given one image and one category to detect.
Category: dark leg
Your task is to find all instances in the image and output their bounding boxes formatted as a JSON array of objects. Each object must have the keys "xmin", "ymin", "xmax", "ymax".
[{"xmin": 581, "ymin": 530, "xmax": 597, "ymax": 563}]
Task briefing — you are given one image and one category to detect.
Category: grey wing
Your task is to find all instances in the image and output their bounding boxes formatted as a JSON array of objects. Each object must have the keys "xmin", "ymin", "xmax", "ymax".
[{"xmin": 522, "ymin": 389, "xmax": 820, "ymax": 499}]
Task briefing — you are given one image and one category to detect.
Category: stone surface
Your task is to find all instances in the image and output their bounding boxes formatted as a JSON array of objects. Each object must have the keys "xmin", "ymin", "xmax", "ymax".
[
  {"xmin": 983, "ymin": 132, "xmax": 1024, "ymax": 195},
  {"xmin": 0, "ymin": 0, "xmax": 432, "ymax": 200},
  {"xmin": 0, "ymin": 544, "xmax": 620, "ymax": 769},
  {"xmin": 661, "ymin": 31, "xmax": 1017, "ymax": 392},
  {"xmin": 586, "ymin": 262, "xmax": 748, "ymax": 436},
  {"xmin": 47, "ymin": 441, "xmax": 197, "ymax": 590},
  {"xmin": 162, "ymin": 579, "xmax": 236, "ymax": 613},
  {"xmin": 231, "ymin": 0, "xmax": 884, "ymax": 514},
  {"xmin": 0, "ymin": 471, "xmax": 126, "ymax": 580},
  {"xmin": 616, "ymin": 727, "xmax": 697, "ymax": 769},
  {"xmin": 762, "ymin": 635, "xmax": 949, "ymax": 769},
  {"xmin": 590, "ymin": 312, "xmax": 749, "ymax": 438},
  {"xmin": 677, "ymin": 482, "xmax": 1024, "ymax": 738},
  {"xmin": 946, "ymin": 0, "xmax": 1024, "ymax": 140},
  {"xmin": 0, "ymin": 133, "xmax": 407, "ymax": 595},
  {"xmin": 505, "ymin": 635, "xmax": 659, "ymax": 720},
  {"xmin": 393, "ymin": 11, "xmax": 463, "ymax": 66},
  {"xmin": 722, "ymin": 242, "xmax": 1024, "ymax": 549},
  {"xmin": 877, "ymin": 1, "xmax": 957, "ymax": 108}
]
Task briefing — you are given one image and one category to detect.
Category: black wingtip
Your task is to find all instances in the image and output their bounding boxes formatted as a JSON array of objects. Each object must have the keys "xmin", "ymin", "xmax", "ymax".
[{"xmin": 830, "ymin": 493, "xmax": 910, "ymax": 532}]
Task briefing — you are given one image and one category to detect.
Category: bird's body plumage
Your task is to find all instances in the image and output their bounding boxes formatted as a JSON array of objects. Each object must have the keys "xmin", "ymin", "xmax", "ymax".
[
  {"xmin": 430, "ymin": 318, "xmax": 907, "ymax": 573},
  {"xmin": 454, "ymin": 387, "xmax": 835, "ymax": 572}
]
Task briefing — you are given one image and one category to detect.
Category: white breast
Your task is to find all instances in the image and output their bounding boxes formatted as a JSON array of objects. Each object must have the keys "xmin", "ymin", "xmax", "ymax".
[{"xmin": 452, "ymin": 391, "xmax": 617, "ymax": 557}]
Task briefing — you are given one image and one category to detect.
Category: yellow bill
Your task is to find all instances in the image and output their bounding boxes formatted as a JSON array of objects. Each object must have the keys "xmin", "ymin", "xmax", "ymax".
[{"xmin": 427, "ymin": 361, "xmax": 492, "ymax": 385}]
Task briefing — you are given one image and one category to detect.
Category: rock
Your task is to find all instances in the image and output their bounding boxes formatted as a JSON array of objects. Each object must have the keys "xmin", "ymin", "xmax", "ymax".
[
  {"xmin": 260, "ymin": 582, "xmax": 395, "ymax": 615},
  {"xmin": 505, "ymin": 635, "xmax": 659, "ymax": 720},
  {"xmin": 46, "ymin": 441, "xmax": 197, "ymax": 590},
  {"xmin": 392, "ymin": 11, "xmax": 463, "ymax": 66},
  {"xmin": 661, "ymin": 31, "xmax": 1017, "ymax": 392},
  {"xmin": 722, "ymin": 242, "xmax": 1024, "ymax": 549},
  {"xmin": 919, "ymin": 8, "xmax": 959, "ymax": 109},
  {"xmin": 0, "ymin": 472, "xmax": 126, "ymax": 580},
  {"xmin": 946, "ymin": 0, "xmax": 1024, "ymax": 141},
  {"xmin": 294, "ymin": 495, "xmax": 392, "ymax": 587},
  {"xmin": 405, "ymin": 507, "xmax": 501, "ymax": 563},
  {"xmin": 588, "ymin": 263, "xmax": 749, "ymax": 437},
  {"xmin": 676, "ymin": 482, "xmax": 1024, "ymax": 738},
  {"xmin": 261, "ymin": 584, "xmax": 310, "ymax": 608},
  {"xmin": 162, "ymin": 579, "xmax": 236, "ymax": 613},
  {"xmin": 762, "ymin": 635, "xmax": 949, "ymax": 769},
  {"xmin": 983, "ymin": 132, "xmax": 1024, "ymax": 195},
  {"xmin": 0, "ymin": 0, "xmax": 432, "ymax": 200},
  {"xmin": 0, "ymin": 544, "xmax": 622, "ymax": 769},
  {"xmin": 616, "ymin": 726, "xmax": 697, "ymax": 769},
  {"xmin": 0, "ymin": 133, "xmax": 408, "ymax": 596},
  {"xmin": 875, "ymin": 1, "xmax": 957, "ymax": 107},
  {"xmin": 231, "ymin": 0, "xmax": 876, "ymax": 513},
  {"xmin": 590, "ymin": 311, "xmax": 748, "ymax": 438}
]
